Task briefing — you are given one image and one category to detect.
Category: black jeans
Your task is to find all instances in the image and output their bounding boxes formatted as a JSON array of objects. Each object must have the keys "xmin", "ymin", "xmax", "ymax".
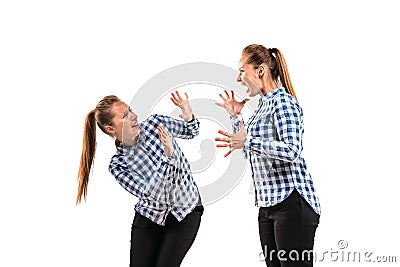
[
  {"xmin": 258, "ymin": 190, "xmax": 319, "ymax": 267},
  {"xmin": 129, "ymin": 205, "xmax": 204, "ymax": 267}
]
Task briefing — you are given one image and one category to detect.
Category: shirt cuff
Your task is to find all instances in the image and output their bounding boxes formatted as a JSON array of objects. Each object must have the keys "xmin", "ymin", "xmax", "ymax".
[
  {"xmin": 243, "ymin": 136, "xmax": 251, "ymax": 157},
  {"xmin": 230, "ymin": 114, "xmax": 243, "ymax": 123},
  {"xmin": 162, "ymin": 153, "xmax": 176, "ymax": 166},
  {"xmin": 186, "ymin": 114, "xmax": 195, "ymax": 123}
]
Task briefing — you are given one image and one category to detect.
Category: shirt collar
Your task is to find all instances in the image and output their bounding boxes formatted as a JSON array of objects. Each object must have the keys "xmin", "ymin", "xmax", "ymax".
[{"xmin": 262, "ymin": 87, "xmax": 285, "ymax": 101}]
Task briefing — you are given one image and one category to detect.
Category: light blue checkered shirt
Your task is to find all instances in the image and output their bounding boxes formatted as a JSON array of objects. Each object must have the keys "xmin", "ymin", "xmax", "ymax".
[
  {"xmin": 109, "ymin": 114, "xmax": 201, "ymax": 225},
  {"xmin": 232, "ymin": 87, "xmax": 321, "ymax": 215}
]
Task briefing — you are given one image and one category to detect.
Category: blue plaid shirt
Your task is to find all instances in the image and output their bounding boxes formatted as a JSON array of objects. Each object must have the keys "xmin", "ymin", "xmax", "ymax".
[
  {"xmin": 232, "ymin": 87, "xmax": 321, "ymax": 215},
  {"xmin": 109, "ymin": 114, "xmax": 201, "ymax": 225}
]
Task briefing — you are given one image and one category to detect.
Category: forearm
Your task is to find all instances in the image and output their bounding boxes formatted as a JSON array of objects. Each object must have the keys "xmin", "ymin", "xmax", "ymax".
[
  {"xmin": 243, "ymin": 136, "xmax": 301, "ymax": 162},
  {"xmin": 185, "ymin": 116, "xmax": 200, "ymax": 138},
  {"xmin": 160, "ymin": 114, "xmax": 199, "ymax": 139},
  {"xmin": 230, "ymin": 114, "xmax": 244, "ymax": 133}
]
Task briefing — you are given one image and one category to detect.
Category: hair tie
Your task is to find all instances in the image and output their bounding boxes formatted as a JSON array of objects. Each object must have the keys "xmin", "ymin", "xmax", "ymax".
[{"xmin": 269, "ymin": 48, "xmax": 275, "ymax": 55}]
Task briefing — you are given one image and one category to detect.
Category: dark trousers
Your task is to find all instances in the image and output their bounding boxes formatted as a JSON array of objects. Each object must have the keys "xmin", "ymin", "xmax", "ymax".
[
  {"xmin": 129, "ymin": 206, "xmax": 203, "ymax": 267},
  {"xmin": 258, "ymin": 190, "xmax": 320, "ymax": 267}
]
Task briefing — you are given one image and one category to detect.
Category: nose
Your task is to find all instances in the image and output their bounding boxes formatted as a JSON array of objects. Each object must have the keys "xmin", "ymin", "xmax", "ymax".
[
  {"xmin": 236, "ymin": 73, "xmax": 242, "ymax": 83},
  {"xmin": 128, "ymin": 112, "xmax": 137, "ymax": 121}
]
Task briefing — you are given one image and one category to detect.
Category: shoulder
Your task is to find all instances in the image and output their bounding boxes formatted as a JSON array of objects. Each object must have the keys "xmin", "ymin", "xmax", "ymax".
[
  {"xmin": 271, "ymin": 91, "xmax": 302, "ymax": 114},
  {"xmin": 146, "ymin": 113, "xmax": 159, "ymax": 122},
  {"xmin": 147, "ymin": 114, "xmax": 170, "ymax": 122},
  {"xmin": 108, "ymin": 150, "xmax": 125, "ymax": 170},
  {"xmin": 140, "ymin": 114, "xmax": 162, "ymax": 128},
  {"xmin": 148, "ymin": 114, "xmax": 177, "ymax": 125}
]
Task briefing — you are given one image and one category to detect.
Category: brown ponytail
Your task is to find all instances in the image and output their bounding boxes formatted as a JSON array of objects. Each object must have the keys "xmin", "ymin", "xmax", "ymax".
[
  {"xmin": 76, "ymin": 95, "xmax": 121, "ymax": 205},
  {"xmin": 272, "ymin": 48, "xmax": 296, "ymax": 99},
  {"xmin": 76, "ymin": 110, "xmax": 97, "ymax": 205},
  {"xmin": 242, "ymin": 44, "xmax": 297, "ymax": 99}
]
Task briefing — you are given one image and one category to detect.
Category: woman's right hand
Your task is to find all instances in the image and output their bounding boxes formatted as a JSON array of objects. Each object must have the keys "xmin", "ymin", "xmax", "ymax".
[
  {"xmin": 157, "ymin": 125, "xmax": 173, "ymax": 157},
  {"xmin": 215, "ymin": 90, "xmax": 249, "ymax": 117}
]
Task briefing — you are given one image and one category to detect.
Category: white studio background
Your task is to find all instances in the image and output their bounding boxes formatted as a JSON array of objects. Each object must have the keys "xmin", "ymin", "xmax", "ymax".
[{"xmin": 0, "ymin": 1, "xmax": 399, "ymax": 266}]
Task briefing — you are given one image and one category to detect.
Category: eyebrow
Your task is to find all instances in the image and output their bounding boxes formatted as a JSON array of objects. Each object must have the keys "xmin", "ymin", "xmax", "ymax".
[{"xmin": 122, "ymin": 107, "xmax": 130, "ymax": 117}]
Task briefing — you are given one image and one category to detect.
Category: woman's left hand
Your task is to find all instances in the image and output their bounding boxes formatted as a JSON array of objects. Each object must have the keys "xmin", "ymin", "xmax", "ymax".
[
  {"xmin": 157, "ymin": 125, "xmax": 173, "ymax": 157},
  {"xmin": 215, "ymin": 122, "xmax": 247, "ymax": 157},
  {"xmin": 170, "ymin": 91, "xmax": 193, "ymax": 122}
]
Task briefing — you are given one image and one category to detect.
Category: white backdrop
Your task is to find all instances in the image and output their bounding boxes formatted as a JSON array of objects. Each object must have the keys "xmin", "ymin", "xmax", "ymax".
[{"xmin": 1, "ymin": 1, "xmax": 399, "ymax": 266}]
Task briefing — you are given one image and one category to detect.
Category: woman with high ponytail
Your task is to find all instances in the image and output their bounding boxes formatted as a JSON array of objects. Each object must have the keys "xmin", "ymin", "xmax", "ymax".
[
  {"xmin": 77, "ymin": 93, "xmax": 204, "ymax": 266},
  {"xmin": 216, "ymin": 44, "xmax": 320, "ymax": 267}
]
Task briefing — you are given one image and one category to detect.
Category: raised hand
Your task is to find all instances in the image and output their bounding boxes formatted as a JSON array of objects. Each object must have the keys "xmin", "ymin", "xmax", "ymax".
[
  {"xmin": 157, "ymin": 125, "xmax": 173, "ymax": 157},
  {"xmin": 170, "ymin": 91, "xmax": 193, "ymax": 122},
  {"xmin": 215, "ymin": 121, "xmax": 247, "ymax": 157},
  {"xmin": 215, "ymin": 90, "xmax": 249, "ymax": 117}
]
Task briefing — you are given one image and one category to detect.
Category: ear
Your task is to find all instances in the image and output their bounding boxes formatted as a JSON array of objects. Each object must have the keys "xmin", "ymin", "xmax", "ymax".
[
  {"xmin": 104, "ymin": 125, "xmax": 116, "ymax": 136},
  {"xmin": 257, "ymin": 65, "xmax": 265, "ymax": 78}
]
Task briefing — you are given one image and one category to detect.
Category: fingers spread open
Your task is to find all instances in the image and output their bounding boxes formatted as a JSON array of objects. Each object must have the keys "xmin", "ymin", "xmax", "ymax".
[
  {"xmin": 170, "ymin": 97, "xmax": 180, "ymax": 106},
  {"xmin": 224, "ymin": 149, "xmax": 232, "ymax": 157},
  {"xmin": 216, "ymin": 143, "xmax": 229, "ymax": 148},
  {"xmin": 175, "ymin": 91, "xmax": 183, "ymax": 101},
  {"xmin": 219, "ymin": 93, "xmax": 227, "ymax": 102},
  {"xmin": 217, "ymin": 130, "xmax": 231, "ymax": 137},
  {"xmin": 157, "ymin": 125, "xmax": 168, "ymax": 139},
  {"xmin": 224, "ymin": 90, "xmax": 230, "ymax": 99},
  {"xmin": 215, "ymin": 137, "xmax": 230, "ymax": 142}
]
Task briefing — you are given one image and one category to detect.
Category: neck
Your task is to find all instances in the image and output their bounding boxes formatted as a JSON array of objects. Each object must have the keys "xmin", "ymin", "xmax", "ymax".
[
  {"xmin": 260, "ymin": 78, "xmax": 278, "ymax": 96},
  {"xmin": 121, "ymin": 134, "xmax": 139, "ymax": 147}
]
